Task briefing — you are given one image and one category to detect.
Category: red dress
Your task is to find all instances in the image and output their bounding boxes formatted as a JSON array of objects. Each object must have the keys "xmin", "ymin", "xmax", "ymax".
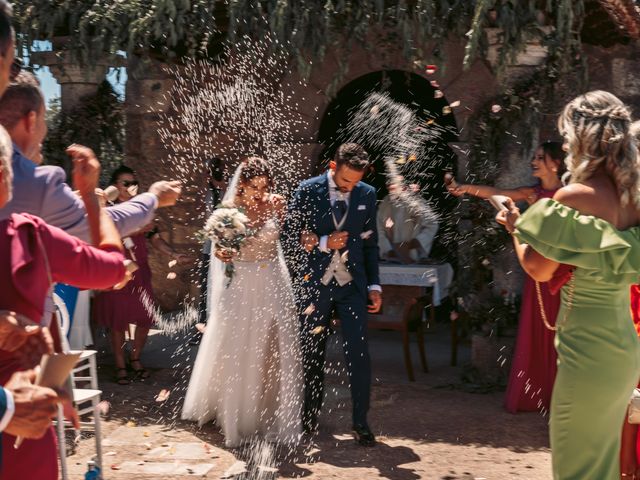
[
  {"xmin": 93, "ymin": 231, "xmax": 155, "ymax": 331},
  {"xmin": 504, "ymin": 187, "xmax": 561, "ymax": 413},
  {"xmin": 630, "ymin": 285, "xmax": 640, "ymax": 462},
  {"xmin": 0, "ymin": 213, "xmax": 125, "ymax": 480}
]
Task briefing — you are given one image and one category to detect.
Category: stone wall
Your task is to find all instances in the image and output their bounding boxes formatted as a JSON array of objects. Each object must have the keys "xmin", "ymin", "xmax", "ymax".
[
  {"xmin": 123, "ymin": 35, "xmax": 640, "ymax": 312},
  {"xmin": 124, "ymin": 37, "xmax": 502, "ymax": 311}
]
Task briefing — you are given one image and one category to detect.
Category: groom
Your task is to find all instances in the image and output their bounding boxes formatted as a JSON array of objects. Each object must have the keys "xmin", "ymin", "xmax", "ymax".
[{"xmin": 283, "ymin": 143, "xmax": 382, "ymax": 447}]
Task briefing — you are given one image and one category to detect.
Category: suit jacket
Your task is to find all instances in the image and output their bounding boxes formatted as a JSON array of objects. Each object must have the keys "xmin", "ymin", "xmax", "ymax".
[
  {"xmin": 283, "ymin": 173, "xmax": 380, "ymax": 298},
  {"xmin": 0, "ymin": 146, "xmax": 157, "ymax": 243}
]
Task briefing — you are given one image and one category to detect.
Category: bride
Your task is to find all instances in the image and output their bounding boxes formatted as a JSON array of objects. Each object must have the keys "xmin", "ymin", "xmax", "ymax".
[{"xmin": 182, "ymin": 156, "xmax": 303, "ymax": 447}]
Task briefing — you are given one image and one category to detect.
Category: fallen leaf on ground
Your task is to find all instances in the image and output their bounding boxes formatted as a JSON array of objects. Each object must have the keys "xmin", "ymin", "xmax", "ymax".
[{"xmin": 156, "ymin": 389, "xmax": 171, "ymax": 402}]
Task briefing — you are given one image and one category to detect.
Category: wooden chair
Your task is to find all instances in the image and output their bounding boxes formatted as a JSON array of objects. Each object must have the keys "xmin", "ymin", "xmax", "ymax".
[{"xmin": 367, "ymin": 287, "xmax": 435, "ymax": 381}]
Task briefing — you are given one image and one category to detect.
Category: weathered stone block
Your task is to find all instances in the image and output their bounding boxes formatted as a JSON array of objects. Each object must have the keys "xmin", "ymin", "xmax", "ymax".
[{"xmin": 612, "ymin": 58, "xmax": 640, "ymax": 96}]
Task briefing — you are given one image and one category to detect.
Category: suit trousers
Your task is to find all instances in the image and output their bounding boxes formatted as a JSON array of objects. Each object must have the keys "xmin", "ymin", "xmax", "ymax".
[{"xmin": 299, "ymin": 280, "xmax": 371, "ymax": 427}]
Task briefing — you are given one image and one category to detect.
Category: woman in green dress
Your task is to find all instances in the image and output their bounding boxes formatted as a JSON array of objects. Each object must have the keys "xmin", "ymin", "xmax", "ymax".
[{"xmin": 497, "ymin": 90, "xmax": 640, "ymax": 479}]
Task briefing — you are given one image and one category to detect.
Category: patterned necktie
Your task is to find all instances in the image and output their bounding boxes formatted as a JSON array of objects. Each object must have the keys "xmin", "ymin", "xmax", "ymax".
[{"xmin": 333, "ymin": 199, "xmax": 347, "ymax": 224}]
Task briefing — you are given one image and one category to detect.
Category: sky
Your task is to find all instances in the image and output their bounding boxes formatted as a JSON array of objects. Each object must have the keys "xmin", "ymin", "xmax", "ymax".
[
  {"xmin": 36, "ymin": 66, "xmax": 127, "ymax": 106},
  {"xmin": 30, "ymin": 41, "xmax": 127, "ymax": 107}
]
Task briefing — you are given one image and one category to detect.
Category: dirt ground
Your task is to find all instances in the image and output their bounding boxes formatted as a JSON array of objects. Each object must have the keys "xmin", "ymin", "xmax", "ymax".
[{"xmin": 65, "ymin": 325, "xmax": 551, "ymax": 480}]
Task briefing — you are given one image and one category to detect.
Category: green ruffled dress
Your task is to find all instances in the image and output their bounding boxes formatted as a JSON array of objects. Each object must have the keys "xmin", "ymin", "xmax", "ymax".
[{"xmin": 514, "ymin": 198, "xmax": 640, "ymax": 479}]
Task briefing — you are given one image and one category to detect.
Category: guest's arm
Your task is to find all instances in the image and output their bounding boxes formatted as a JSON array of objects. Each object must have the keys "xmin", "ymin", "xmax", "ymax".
[
  {"xmin": 67, "ymin": 145, "xmax": 122, "ymax": 250},
  {"xmin": 447, "ymin": 182, "xmax": 537, "ymax": 204},
  {"xmin": 496, "ymin": 198, "xmax": 559, "ymax": 282},
  {"xmin": 37, "ymin": 148, "xmax": 180, "ymax": 242},
  {"xmin": 38, "ymin": 219, "xmax": 126, "ymax": 291},
  {"xmin": 37, "ymin": 166, "xmax": 160, "ymax": 242}
]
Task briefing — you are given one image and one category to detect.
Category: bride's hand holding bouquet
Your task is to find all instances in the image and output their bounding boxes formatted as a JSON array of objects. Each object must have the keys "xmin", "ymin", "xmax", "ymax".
[{"xmin": 204, "ymin": 202, "xmax": 252, "ymax": 287}]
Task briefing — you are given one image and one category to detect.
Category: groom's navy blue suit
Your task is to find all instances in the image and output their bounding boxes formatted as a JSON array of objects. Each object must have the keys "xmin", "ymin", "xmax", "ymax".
[{"xmin": 283, "ymin": 172, "xmax": 379, "ymax": 428}]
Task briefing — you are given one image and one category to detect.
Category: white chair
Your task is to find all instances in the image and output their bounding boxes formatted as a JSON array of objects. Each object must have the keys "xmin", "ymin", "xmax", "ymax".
[
  {"xmin": 52, "ymin": 292, "xmax": 71, "ymax": 349},
  {"xmin": 56, "ymin": 350, "xmax": 103, "ymax": 479}
]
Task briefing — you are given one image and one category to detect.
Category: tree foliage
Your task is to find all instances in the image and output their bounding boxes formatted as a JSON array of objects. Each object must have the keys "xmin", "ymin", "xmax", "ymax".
[{"xmin": 43, "ymin": 80, "xmax": 124, "ymax": 184}]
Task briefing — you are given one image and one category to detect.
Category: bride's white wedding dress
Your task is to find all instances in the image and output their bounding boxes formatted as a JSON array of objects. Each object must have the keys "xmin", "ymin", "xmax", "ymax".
[{"xmin": 182, "ymin": 217, "xmax": 303, "ymax": 447}]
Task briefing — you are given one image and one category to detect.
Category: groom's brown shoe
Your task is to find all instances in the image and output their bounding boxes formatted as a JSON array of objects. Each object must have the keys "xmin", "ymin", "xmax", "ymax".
[{"xmin": 352, "ymin": 424, "xmax": 376, "ymax": 447}]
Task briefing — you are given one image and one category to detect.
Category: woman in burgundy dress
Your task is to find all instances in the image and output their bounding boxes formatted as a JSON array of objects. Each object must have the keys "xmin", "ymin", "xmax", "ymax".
[
  {"xmin": 94, "ymin": 166, "xmax": 189, "ymax": 384},
  {"xmin": 447, "ymin": 141, "xmax": 566, "ymax": 413},
  {"xmin": 0, "ymin": 143, "xmax": 127, "ymax": 480},
  {"xmin": 620, "ymin": 284, "xmax": 640, "ymax": 478}
]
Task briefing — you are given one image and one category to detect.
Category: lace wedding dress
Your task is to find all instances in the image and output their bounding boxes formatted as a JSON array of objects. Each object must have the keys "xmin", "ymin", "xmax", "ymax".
[{"xmin": 182, "ymin": 217, "xmax": 303, "ymax": 447}]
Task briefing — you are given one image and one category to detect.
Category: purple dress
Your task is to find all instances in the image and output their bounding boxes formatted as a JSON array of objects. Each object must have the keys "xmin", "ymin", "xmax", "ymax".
[{"xmin": 94, "ymin": 232, "xmax": 155, "ymax": 331}]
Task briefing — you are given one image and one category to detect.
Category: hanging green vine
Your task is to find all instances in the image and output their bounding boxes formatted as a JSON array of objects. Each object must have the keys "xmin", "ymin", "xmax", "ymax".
[{"xmin": 13, "ymin": 1, "xmax": 586, "ymax": 83}]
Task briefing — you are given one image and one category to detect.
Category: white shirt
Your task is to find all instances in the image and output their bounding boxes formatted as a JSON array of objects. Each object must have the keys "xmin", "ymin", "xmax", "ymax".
[{"xmin": 318, "ymin": 171, "xmax": 381, "ymax": 293}]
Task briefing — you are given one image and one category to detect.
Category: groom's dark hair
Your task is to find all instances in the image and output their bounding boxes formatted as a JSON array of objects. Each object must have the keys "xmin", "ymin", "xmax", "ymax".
[{"xmin": 335, "ymin": 143, "xmax": 370, "ymax": 172}]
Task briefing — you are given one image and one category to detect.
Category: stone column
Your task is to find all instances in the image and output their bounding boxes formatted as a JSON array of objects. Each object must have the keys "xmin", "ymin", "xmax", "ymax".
[
  {"xmin": 30, "ymin": 38, "xmax": 121, "ymax": 112},
  {"xmin": 125, "ymin": 57, "xmax": 214, "ymax": 312}
]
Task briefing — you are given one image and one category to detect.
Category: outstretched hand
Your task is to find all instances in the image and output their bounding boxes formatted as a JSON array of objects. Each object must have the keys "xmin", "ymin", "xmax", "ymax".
[
  {"xmin": 495, "ymin": 197, "xmax": 520, "ymax": 233},
  {"xmin": 67, "ymin": 144, "xmax": 100, "ymax": 196},
  {"xmin": 149, "ymin": 180, "xmax": 182, "ymax": 207}
]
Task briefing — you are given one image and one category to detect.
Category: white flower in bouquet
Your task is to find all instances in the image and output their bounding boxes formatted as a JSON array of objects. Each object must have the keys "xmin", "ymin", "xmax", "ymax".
[{"xmin": 203, "ymin": 206, "xmax": 252, "ymax": 287}]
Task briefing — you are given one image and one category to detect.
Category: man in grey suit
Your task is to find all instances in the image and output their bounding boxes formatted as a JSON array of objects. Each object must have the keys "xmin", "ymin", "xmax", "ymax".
[{"xmin": 0, "ymin": 72, "xmax": 181, "ymax": 243}]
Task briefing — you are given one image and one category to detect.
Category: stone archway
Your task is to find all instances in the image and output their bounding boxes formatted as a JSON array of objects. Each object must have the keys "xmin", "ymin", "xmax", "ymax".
[{"xmin": 316, "ymin": 69, "xmax": 459, "ymax": 261}]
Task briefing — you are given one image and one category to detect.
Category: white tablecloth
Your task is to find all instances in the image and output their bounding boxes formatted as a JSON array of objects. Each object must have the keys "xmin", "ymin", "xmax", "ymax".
[{"xmin": 379, "ymin": 263, "xmax": 454, "ymax": 306}]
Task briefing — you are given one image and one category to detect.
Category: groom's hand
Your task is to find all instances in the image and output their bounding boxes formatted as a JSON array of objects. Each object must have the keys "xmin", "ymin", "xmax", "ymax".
[
  {"xmin": 327, "ymin": 231, "xmax": 348, "ymax": 250},
  {"xmin": 300, "ymin": 231, "xmax": 319, "ymax": 252},
  {"xmin": 368, "ymin": 291, "xmax": 382, "ymax": 313}
]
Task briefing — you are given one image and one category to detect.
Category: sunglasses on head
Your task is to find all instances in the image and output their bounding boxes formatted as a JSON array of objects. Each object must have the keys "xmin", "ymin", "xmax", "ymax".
[
  {"xmin": 9, "ymin": 59, "xmax": 22, "ymax": 82},
  {"xmin": 120, "ymin": 180, "xmax": 139, "ymax": 188}
]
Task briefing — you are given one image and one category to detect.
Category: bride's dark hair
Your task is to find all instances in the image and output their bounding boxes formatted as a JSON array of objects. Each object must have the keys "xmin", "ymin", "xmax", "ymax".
[{"xmin": 238, "ymin": 155, "xmax": 273, "ymax": 189}]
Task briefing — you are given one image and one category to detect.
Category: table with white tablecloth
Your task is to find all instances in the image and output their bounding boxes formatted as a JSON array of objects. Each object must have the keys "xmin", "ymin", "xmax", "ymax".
[
  {"xmin": 379, "ymin": 263, "xmax": 454, "ymax": 306},
  {"xmin": 368, "ymin": 262, "xmax": 455, "ymax": 380}
]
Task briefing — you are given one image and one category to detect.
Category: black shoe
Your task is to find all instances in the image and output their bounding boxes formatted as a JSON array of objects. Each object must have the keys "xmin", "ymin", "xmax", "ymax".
[{"xmin": 352, "ymin": 424, "xmax": 375, "ymax": 447}]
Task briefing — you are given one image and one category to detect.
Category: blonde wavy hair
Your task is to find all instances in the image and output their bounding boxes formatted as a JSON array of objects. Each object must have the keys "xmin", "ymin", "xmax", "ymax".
[{"xmin": 558, "ymin": 90, "xmax": 640, "ymax": 207}]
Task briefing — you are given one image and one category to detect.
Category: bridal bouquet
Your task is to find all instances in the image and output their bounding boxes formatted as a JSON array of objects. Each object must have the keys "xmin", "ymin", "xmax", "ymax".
[{"xmin": 203, "ymin": 203, "xmax": 251, "ymax": 287}]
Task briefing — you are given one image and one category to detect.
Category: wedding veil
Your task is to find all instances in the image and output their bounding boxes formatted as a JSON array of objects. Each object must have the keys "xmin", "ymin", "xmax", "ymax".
[{"xmin": 205, "ymin": 164, "xmax": 243, "ymax": 326}]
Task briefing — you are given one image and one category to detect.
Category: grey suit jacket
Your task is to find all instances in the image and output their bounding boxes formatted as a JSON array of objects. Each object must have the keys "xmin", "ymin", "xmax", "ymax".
[{"xmin": 0, "ymin": 146, "xmax": 157, "ymax": 243}]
